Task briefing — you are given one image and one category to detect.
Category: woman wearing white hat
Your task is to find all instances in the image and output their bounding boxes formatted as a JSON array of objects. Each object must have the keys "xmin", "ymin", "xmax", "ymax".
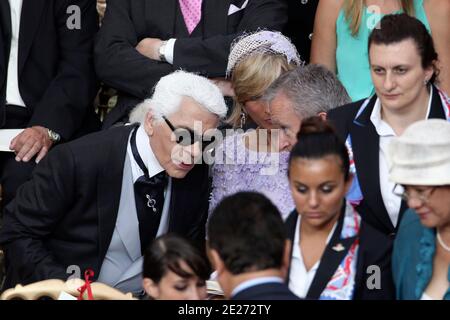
[{"xmin": 389, "ymin": 119, "xmax": 450, "ymax": 300}]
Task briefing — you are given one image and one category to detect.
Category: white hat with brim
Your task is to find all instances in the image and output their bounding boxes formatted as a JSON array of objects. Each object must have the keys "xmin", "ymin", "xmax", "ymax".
[{"xmin": 388, "ymin": 119, "xmax": 450, "ymax": 186}]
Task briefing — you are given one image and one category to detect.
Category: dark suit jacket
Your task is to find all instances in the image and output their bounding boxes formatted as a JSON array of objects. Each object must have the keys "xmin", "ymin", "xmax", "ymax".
[
  {"xmin": 232, "ymin": 282, "xmax": 301, "ymax": 300},
  {"xmin": 285, "ymin": 209, "xmax": 395, "ymax": 300},
  {"xmin": 284, "ymin": 0, "xmax": 318, "ymax": 63},
  {"xmin": 327, "ymin": 85, "xmax": 447, "ymax": 236},
  {"xmin": 0, "ymin": 125, "xmax": 211, "ymax": 290},
  {"xmin": 0, "ymin": 0, "xmax": 99, "ymax": 139},
  {"xmin": 95, "ymin": 0, "xmax": 288, "ymax": 128}
]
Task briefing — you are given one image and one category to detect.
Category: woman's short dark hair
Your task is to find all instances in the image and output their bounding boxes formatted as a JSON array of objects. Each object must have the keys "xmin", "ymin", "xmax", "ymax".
[
  {"xmin": 143, "ymin": 234, "xmax": 210, "ymax": 283},
  {"xmin": 368, "ymin": 13, "xmax": 439, "ymax": 84},
  {"xmin": 288, "ymin": 117, "xmax": 350, "ymax": 181}
]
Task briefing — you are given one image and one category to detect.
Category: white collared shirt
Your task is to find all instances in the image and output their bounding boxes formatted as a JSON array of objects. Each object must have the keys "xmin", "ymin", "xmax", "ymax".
[
  {"xmin": 370, "ymin": 90, "xmax": 432, "ymax": 227},
  {"xmin": 231, "ymin": 276, "xmax": 284, "ymax": 298},
  {"xmin": 127, "ymin": 125, "xmax": 172, "ymax": 237},
  {"xmin": 288, "ymin": 216, "xmax": 337, "ymax": 298},
  {"xmin": 163, "ymin": 39, "xmax": 176, "ymax": 64},
  {"xmin": 6, "ymin": 0, "xmax": 26, "ymax": 107}
]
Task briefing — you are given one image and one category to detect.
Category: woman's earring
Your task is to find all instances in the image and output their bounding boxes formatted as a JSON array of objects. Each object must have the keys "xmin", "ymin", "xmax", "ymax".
[
  {"xmin": 424, "ymin": 79, "xmax": 429, "ymax": 86},
  {"xmin": 240, "ymin": 112, "xmax": 247, "ymax": 128}
]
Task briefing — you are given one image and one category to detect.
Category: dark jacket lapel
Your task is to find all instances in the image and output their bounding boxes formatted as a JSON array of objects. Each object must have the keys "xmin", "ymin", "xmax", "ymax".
[
  {"xmin": 428, "ymin": 85, "xmax": 446, "ymax": 119},
  {"xmin": 0, "ymin": 0, "xmax": 11, "ymax": 41},
  {"xmin": 167, "ymin": 164, "xmax": 206, "ymax": 234},
  {"xmin": 285, "ymin": 210, "xmax": 298, "ymax": 283},
  {"xmin": 145, "ymin": 0, "xmax": 176, "ymax": 39},
  {"xmin": 0, "ymin": 0, "xmax": 11, "ymax": 89},
  {"xmin": 97, "ymin": 124, "xmax": 138, "ymax": 268},
  {"xmin": 18, "ymin": 0, "xmax": 46, "ymax": 77},
  {"xmin": 350, "ymin": 96, "xmax": 395, "ymax": 233},
  {"xmin": 203, "ymin": 0, "xmax": 231, "ymax": 36},
  {"xmin": 305, "ymin": 209, "xmax": 357, "ymax": 299}
]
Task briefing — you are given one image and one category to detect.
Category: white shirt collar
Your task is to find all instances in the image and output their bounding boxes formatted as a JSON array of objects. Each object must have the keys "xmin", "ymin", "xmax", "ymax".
[
  {"xmin": 370, "ymin": 88, "xmax": 433, "ymax": 137},
  {"xmin": 292, "ymin": 215, "xmax": 337, "ymax": 267},
  {"xmin": 293, "ymin": 215, "xmax": 337, "ymax": 247},
  {"xmin": 288, "ymin": 215, "xmax": 337, "ymax": 298},
  {"xmin": 129, "ymin": 125, "xmax": 165, "ymax": 181},
  {"xmin": 231, "ymin": 276, "xmax": 284, "ymax": 297}
]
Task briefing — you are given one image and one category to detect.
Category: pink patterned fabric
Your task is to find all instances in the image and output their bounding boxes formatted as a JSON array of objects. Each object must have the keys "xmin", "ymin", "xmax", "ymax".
[{"xmin": 179, "ymin": 0, "xmax": 203, "ymax": 34}]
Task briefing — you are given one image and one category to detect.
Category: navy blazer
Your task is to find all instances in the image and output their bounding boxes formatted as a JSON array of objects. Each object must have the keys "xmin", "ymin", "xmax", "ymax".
[
  {"xmin": 232, "ymin": 282, "xmax": 301, "ymax": 300},
  {"xmin": 285, "ymin": 208, "xmax": 395, "ymax": 300},
  {"xmin": 327, "ymin": 85, "xmax": 447, "ymax": 236}
]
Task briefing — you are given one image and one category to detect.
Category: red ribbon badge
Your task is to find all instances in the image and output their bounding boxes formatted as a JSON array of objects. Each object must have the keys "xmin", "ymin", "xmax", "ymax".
[{"xmin": 77, "ymin": 269, "xmax": 95, "ymax": 300}]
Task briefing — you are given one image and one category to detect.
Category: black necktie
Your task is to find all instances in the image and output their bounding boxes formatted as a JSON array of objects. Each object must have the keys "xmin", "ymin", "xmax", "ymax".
[{"xmin": 130, "ymin": 128, "xmax": 168, "ymax": 255}]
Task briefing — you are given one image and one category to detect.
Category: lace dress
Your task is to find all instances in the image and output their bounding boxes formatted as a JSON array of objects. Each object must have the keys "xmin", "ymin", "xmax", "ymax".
[{"xmin": 209, "ymin": 132, "xmax": 295, "ymax": 220}]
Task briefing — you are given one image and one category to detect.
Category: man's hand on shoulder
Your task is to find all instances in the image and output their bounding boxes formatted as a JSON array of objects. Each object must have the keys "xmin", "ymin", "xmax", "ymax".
[{"xmin": 10, "ymin": 126, "xmax": 56, "ymax": 163}]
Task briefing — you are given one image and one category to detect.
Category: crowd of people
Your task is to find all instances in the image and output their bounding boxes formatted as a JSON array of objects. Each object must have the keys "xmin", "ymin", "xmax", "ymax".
[{"xmin": 0, "ymin": 0, "xmax": 449, "ymax": 300}]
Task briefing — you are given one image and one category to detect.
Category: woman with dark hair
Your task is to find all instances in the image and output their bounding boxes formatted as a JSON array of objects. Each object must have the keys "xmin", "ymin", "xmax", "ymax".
[
  {"xmin": 285, "ymin": 117, "xmax": 394, "ymax": 300},
  {"xmin": 328, "ymin": 14, "xmax": 450, "ymax": 238},
  {"xmin": 311, "ymin": 0, "xmax": 449, "ymax": 101},
  {"xmin": 142, "ymin": 234, "xmax": 210, "ymax": 300}
]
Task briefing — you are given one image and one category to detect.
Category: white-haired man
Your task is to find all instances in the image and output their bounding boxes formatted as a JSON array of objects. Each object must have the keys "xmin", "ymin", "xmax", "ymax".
[{"xmin": 0, "ymin": 71, "xmax": 227, "ymax": 296}]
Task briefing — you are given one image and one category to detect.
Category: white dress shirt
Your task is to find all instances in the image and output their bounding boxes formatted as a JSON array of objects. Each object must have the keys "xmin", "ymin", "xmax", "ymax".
[
  {"xmin": 370, "ymin": 90, "xmax": 432, "ymax": 227},
  {"xmin": 232, "ymin": 276, "xmax": 284, "ymax": 298},
  {"xmin": 6, "ymin": 0, "xmax": 26, "ymax": 107},
  {"xmin": 163, "ymin": 39, "xmax": 176, "ymax": 65},
  {"xmin": 129, "ymin": 125, "xmax": 172, "ymax": 237},
  {"xmin": 289, "ymin": 216, "xmax": 337, "ymax": 298}
]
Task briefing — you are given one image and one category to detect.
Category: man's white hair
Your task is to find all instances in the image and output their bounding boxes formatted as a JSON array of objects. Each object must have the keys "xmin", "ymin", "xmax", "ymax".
[{"xmin": 129, "ymin": 70, "xmax": 227, "ymax": 124}]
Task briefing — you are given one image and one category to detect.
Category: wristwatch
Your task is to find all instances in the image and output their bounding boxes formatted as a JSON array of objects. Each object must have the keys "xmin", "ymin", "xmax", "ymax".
[
  {"xmin": 159, "ymin": 40, "xmax": 168, "ymax": 62},
  {"xmin": 47, "ymin": 129, "xmax": 61, "ymax": 143}
]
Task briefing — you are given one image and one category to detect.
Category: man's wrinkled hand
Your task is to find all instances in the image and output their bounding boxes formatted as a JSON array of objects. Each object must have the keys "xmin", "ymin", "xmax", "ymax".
[
  {"xmin": 10, "ymin": 126, "xmax": 53, "ymax": 163},
  {"xmin": 136, "ymin": 38, "xmax": 163, "ymax": 61}
]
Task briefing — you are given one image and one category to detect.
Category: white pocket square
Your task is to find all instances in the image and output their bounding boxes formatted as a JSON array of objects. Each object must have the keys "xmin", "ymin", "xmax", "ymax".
[{"xmin": 228, "ymin": 0, "xmax": 249, "ymax": 15}]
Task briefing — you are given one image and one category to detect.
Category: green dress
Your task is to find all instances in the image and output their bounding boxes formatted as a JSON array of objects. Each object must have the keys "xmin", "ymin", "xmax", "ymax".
[{"xmin": 336, "ymin": 0, "xmax": 431, "ymax": 101}]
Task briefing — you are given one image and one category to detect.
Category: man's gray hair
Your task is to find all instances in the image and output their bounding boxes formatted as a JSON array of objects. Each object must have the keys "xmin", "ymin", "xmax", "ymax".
[
  {"xmin": 129, "ymin": 70, "xmax": 227, "ymax": 124},
  {"xmin": 264, "ymin": 64, "xmax": 350, "ymax": 117}
]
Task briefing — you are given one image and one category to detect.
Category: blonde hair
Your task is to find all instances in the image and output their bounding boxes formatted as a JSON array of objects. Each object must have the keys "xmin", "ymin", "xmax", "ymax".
[
  {"xmin": 343, "ymin": 0, "xmax": 415, "ymax": 36},
  {"xmin": 227, "ymin": 53, "xmax": 297, "ymax": 128}
]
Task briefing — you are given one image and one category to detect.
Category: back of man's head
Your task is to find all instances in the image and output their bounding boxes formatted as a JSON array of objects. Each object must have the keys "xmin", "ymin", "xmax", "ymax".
[
  {"xmin": 207, "ymin": 192, "xmax": 286, "ymax": 275},
  {"xmin": 264, "ymin": 64, "xmax": 351, "ymax": 117}
]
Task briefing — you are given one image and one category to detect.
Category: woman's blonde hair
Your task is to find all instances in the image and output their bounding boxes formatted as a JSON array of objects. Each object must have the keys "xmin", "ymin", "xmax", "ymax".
[
  {"xmin": 343, "ymin": 0, "xmax": 415, "ymax": 36},
  {"xmin": 227, "ymin": 53, "xmax": 297, "ymax": 128}
]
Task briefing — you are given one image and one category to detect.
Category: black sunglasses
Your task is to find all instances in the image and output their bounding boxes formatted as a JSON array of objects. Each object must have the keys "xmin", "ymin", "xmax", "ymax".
[{"xmin": 162, "ymin": 116, "xmax": 215, "ymax": 151}]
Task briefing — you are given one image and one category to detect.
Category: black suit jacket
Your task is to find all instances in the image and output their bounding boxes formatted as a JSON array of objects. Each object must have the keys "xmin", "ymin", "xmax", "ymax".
[
  {"xmin": 0, "ymin": 125, "xmax": 211, "ymax": 290},
  {"xmin": 284, "ymin": 0, "xmax": 318, "ymax": 63},
  {"xmin": 327, "ymin": 85, "xmax": 447, "ymax": 236},
  {"xmin": 232, "ymin": 282, "xmax": 301, "ymax": 300},
  {"xmin": 285, "ymin": 209, "xmax": 395, "ymax": 300},
  {"xmin": 95, "ymin": 0, "xmax": 288, "ymax": 128},
  {"xmin": 0, "ymin": 0, "xmax": 99, "ymax": 139}
]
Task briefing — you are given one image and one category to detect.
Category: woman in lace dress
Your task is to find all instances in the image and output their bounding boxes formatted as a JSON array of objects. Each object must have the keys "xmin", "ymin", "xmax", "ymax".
[{"xmin": 209, "ymin": 31, "xmax": 302, "ymax": 219}]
